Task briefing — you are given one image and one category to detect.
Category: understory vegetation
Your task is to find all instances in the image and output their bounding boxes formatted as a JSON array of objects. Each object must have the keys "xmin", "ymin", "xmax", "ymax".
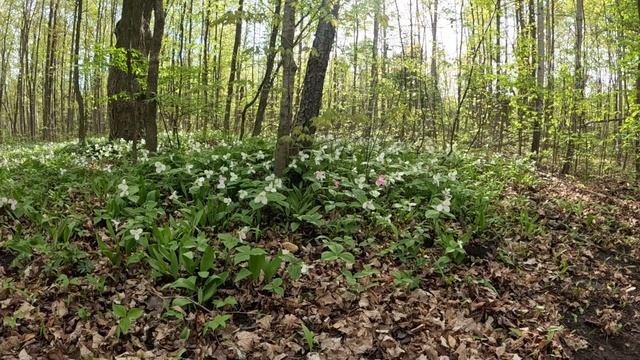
[{"xmin": 1, "ymin": 135, "xmax": 639, "ymax": 359}]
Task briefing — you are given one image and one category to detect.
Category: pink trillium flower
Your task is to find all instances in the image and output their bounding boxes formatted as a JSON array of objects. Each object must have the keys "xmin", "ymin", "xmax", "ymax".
[{"xmin": 375, "ymin": 175, "xmax": 386, "ymax": 187}]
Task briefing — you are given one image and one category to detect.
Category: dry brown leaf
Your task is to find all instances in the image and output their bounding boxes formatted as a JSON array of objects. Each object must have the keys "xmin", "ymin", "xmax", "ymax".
[
  {"xmin": 257, "ymin": 314, "xmax": 274, "ymax": 330},
  {"xmin": 236, "ymin": 331, "xmax": 260, "ymax": 352},
  {"xmin": 282, "ymin": 241, "xmax": 299, "ymax": 253},
  {"xmin": 18, "ymin": 349, "xmax": 32, "ymax": 360}
]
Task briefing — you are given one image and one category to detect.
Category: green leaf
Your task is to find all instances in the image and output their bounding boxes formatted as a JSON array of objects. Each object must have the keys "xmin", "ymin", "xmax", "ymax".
[
  {"xmin": 203, "ymin": 314, "xmax": 231, "ymax": 335},
  {"xmin": 172, "ymin": 297, "xmax": 192, "ymax": 307},
  {"xmin": 167, "ymin": 276, "xmax": 197, "ymax": 293},
  {"xmin": 219, "ymin": 233, "xmax": 239, "ymax": 250},
  {"xmin": 200, "ymin": 246, "xmax": 215, "ymax": 272},
  {"xmin": 248, "ymin": 254, "xmax": 266, "ymax": 281},
  {"xmin": 301, "ymin": 323, "xmax": 316, "ymax": 351},
  {"xmin": 112, "ymin": 304, "xmax": 127, "ymax": 318},
  {"xmin": 234, "ymin": 268, "xmax": 252, "ymax": 283},
  {"xmin": 127, "ymin": 308, "xmax": 144, "ymax": 320},
  {"xmin": 119, "ymin": 317, "xmax": 132, "ymax": 334},
  {"xmin": 213, "ymin": 296, "xmax": 237, "ymax": 309},
  {"xmin": 263, "ymin": 256, "xmax": 283, "ymax": 281}
]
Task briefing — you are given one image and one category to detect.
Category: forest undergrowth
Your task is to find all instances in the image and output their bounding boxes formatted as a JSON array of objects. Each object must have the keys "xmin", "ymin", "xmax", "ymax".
[{"xmin": 0, "ymin": 136, "xmax": 639, "ymax": 359}]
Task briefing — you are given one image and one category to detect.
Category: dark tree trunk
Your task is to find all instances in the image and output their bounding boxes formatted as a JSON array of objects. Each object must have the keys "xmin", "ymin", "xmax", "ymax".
[
  {"xmin": 144, "ymin": 0, "xmax": 165, "ymax": 152},
  {"xmin": 364, "ymin": 1, "xmax": 379, "ymax": 138},
  {"xmin": 74, "ymin": 0, "xmax": 86, "ymax": 145},
  {"xmin": 253, "ymin": 0, "xmax": 282, "ymax": 137},
  {"xmin": 530, "ymin": 0, "xmax": 544, "ymax": 159},
  {"xmin": 274, "ymin": 0, "xmax": 296, "ymax": 176},
  {"xmin": 108, "ymin": 0, "xmax": 163, "ymax": 152},
  {"xmin": 43, "ymin": 0, "xmax": 59, "ymax": 141},
  {"xmin": 222, "ymin": 0, "xmax": 244, "ymax": 133},
  {"xmin": 561, "ymin": 0, "xmax": 583, "ymax": 175},
  {"xmin": 636, "ymin": 0, "xmax": 640, "ymax": 184},
  {"xmin": 294, "ymin": 0, "xmax": 340, "ymax": 148}
]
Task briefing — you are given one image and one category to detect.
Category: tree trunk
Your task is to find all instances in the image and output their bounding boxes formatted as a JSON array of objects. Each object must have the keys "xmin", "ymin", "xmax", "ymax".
[
  {"xmin": 43, "ymin": 0, "xmax": 59, "ymax": 141},
  {"xmin": 294, "ymin": 0, "xmax": 340, "ymax": 148},
  {"xmin": 530, "ymin": 0, "xmax": 544, "ymax": 158},
  {"xmin": 561, "ymin": 0, "xmax": 583, "ymax": 175},
  {"xmin": 144, "ymin": 0, "xmax": 165, "ymax": 153},
  {"xmin": 74, "ymin": 0, "xmax": 86, "ymax": 145},
  {"xmin": 222, "ymin": 0, "xmax": 244, "ymax": 133},
  {"xmin": 274, "ymin": 0, "xmax": 296, "ymax": 176},
  {"xmin": 635, "ymin": 0, "xmax": 640, "ymax": 183},
  {"xmin": 253, "ymin": 0, "xmax": 283, "ymax": 137},
  {"xmin": 108, "ymin": 0, "xmax": 162, "ymax": 151},
  {"xmin": 365, "ymin": 0, "xmax": 379, "ymax": 137}
]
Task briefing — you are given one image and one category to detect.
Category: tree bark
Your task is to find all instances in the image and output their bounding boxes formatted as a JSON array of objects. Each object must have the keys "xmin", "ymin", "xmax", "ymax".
[
  {"xmin": 74, "ymin": 0, "xmax": 86, "ymax": 145},
  {"xmin": 274, "ymin": 0, "xmax": 296, "ymax": 176},
  {"xmin": 530, "ymin": 0, "xmax": 545, "ymax": 158},
  {"xmin": 144, "ymin": 0, "xmax": 165, "ymax": 152},
  {"xmin": 365, "ymin": 0, "xmax": 379, "ymax": 137},
  {"xmin": 222, "ymin": 0, "xmax": 244, "ymax": 133},
  {"xmin": 253, "ymin": 0, "xmax": 283, "ymax": 137},
  {"xmin": 635, "ymin": 0, "xmax": 640, "ymax": 183},
  {"xmin": 561, "ymin": 0, "xmax": 583, "ymax": 175},
  {"xmin": 108, "ymin": 0, "xmax": 163, "ymax": 151},
  {"xmin": 43, "ymin": 0, "xmax": 59, "ymax": 141},
  {"xmin": 294, "ymin": 0, "xmax": 340, "ymax": 148}
]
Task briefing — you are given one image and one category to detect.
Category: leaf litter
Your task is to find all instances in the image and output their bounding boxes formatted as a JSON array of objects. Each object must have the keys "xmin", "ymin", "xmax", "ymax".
[{"xmin": 1, "ymin": 172, "xmax": 639, "ymax": 359}]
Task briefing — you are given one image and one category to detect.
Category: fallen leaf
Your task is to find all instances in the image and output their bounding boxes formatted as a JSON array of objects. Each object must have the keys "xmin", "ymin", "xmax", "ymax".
[{"xmin": 236, "ymin": 331, "xmax": 260, "ymax": 352}]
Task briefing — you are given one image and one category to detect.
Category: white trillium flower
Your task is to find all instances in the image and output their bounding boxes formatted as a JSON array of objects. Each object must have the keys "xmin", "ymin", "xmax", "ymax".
[
  {"xmin": 204, "ymin": 170, "xmax": 214, "ymax": 179},
  {"xmin": 194, "ymin": 177, "xmax": 205, "ymax": 188},
  {"xmin": 301, "ymin": 263, "xmax": 310, "ymax": 275},
  {"xmin": 265, "ymin": 182, "xmax": 277, "ymax": 193},
  {"xmin": 130, "ymin": 228, "xmax": 143, "ymax": 241},
  {"xmin": 238, "ymin": 190, "xmax": 248, "ymax": 199},
  {"xmin": 223, "ymin": 197, "xmax": 232, "ymax": 205},
  {"xmin": 238, "ymin": 226, "xmax": 250, "ymax": 241},
  {"xmin": 254, "ymin": 191, "xmax": 268, "ymax": 205},
  {"xmin": 315, "ymin": 171, "xmax": 326, "ymax": 181},
  {"xmin": 435, "ymin": 188, "xmax": 452, "ymax": 213},
  {"xmin": 0, "ymin": 197, "xmax": 17, "ymax": 211},
  {"xmin": 185, "ymin": 164, "xmax": 194, "ymax": 174},
  {"xmin": 169, "ymin": 191, "xmax": 180, "ymax": 201},
  {"xmin": 155, "ymin": 162, "xmax": 167, "ymax": 174},
  {"xmin": 432, "ymin": 173, "xmax": 443, "ymax": 187},
  {"xmin": 229, "ymin": 172, "xmax": 238, "ymax": 182},
  {"xmin": 118, "ymin": 180, "xmax": 129, "ymax": 197},
  {"xmin": 362, "ymin": 200, "xmax": 375, "ymax": 211},
  {"xmin": 217, "ymin": 175, "xmax": 227, "ymax": 189},
  {"xmin": 448, "ymin": 170, "xmax": 458, "ymax": 182}
]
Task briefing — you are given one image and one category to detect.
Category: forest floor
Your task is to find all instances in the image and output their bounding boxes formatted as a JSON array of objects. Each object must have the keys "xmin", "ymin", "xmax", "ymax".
[{"xmin": 1, "ymin": 145, "xmax": 639, "ymax": 359}]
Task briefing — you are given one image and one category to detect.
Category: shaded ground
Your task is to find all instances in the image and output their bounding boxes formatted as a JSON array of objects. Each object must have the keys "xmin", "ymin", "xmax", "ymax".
[{"xmin": 1, "ymin": 174, "xmax": 639, "ymax": 359}]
